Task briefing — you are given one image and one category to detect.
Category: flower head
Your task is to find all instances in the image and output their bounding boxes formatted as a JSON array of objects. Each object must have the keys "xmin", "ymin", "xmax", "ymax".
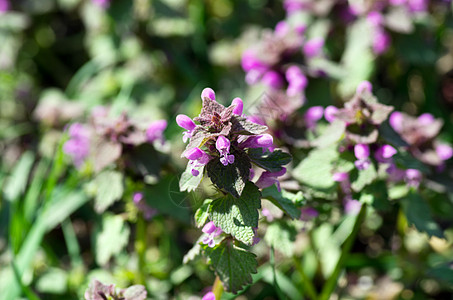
[
  {"xmin": 146, "ymin": 120, "xmax": 167, "ymax": 144},
  {"xmin": 202, "ymin": 221, "xmax": 223, "ymax": 248}
]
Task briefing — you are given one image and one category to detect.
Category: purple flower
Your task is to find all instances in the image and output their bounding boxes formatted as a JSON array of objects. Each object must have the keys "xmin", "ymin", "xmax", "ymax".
[
  {"xmin": 202, "ymin": 221, "xmax": 223, "ymax": 248},
  {"xmin": 405, "ymin": 169, "xmax": 422, "ymax": 188},
  {"xmin": 305, "ymin": 106, "xmax": 324, "ymax": 129},
  {"xmin": 255, "ymin": 168, "xmax": 286, "ymax": 191},
  {"xmin": 417, "ymin": 113, "xmax": 435, "ymax": 126},
  {"xmin": 356, "ymin": 81, "xmax": 373, "ymax": 94},
  {"xmin": 231, "ymin": 97, "xmax": 244, "ymax": 115},
  {"xmin": 202, "ymin": 292, "xmax": 216, "ymax": 300},
  {"xmin": 184, "ymin": 147, "xmax": 211, "ymax": 176},
  {"xmin": 241, "ymin": 134, "xmax": 274, "ymax": 149},
  {"xmin": 133, "ymin": 192, "xmax": 156, "ymax": 220},
  {"xmin": 332, "ymin": 172, "xmax": 349, "ymax": 182},
  {"xmin": 0, "ymin": 0, "xmax": 9, "ymax": 12},
  {"xmin": 300, "ymin": 207, "xmax": 319, "ymax": 221},
  {"xmin": 375, "ymin": 144, "xmax": 397, "ymax": 163},
  {"xmin": 286, "ymin": 66, "xmax": 308, "ymax": 96},
  {"xmin": 354, "ymin": 144, "xmax": 371, "ymax": 170},
  {"xmin": 407, "ymin": 0, "xmax": 428, "ymax": 12},
  {"xmin": 303, "ymin": 38, "xmax": 324, "ymax": 58},
  {"xmin": 176, "ymin": 114, "xmax": 196, "ymax": 142},
  {"xmin": 262, "ymin": 208, "xmax": 274, "ymax": 222},
  {"xmin": 324, "ymin": 106, "xmax": 338, "ymax": 123},
  {"xmin": 201, "ymin": 88, "xmax": 216, "ymax": 101},
  {"xmin": 367, "ymin": 11, "xmax": 384, "ymax": 27},
  {"xmin": 146, "ymin": 120, "xmax": 167, "ymax": 143},
  {"xmin": 63, "ymin": 123, "xmax": 91, "ymax": 167},
  {"xmin": 262, "ymin": 71, "xmax": 284, "ymax": 89},
  {"xmin": 372, "ymin": 29, "xmax": 391, "ymax": 55},
  {"xmin": 93, "ymin": 0, "xmax": 110, "ymax": 8},
  {"xmin": 275, "ymin": 21, "xmax": 290, "ymax": 36},
  {"xmin": 389, "ymin": 111, "xmax": 404, "ymax": 133},
  {"xmin": 436, "ymin": 144, "xmax": 453, "ymax": 161},
  {"xmin": 241, "ymin": 49, "xmax": 266, "ymax": 72},
  {"xmin": 344, "ymin": 199, "xmax": 362, "ymax": 215},
  {"xmin": 216, "ymin": 136, "xmax": 235, "ymax": 166},
  {"xmin": 283, "ymin": 0, "xmax": 309, "ymax": 14}
]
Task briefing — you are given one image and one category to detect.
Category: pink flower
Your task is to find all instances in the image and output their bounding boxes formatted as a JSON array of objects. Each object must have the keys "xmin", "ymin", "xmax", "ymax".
[
  {"xmin": 375, "ymin": 144, "xmax": 397, "ymax": 162},
  {"xmin": 176, "ymin": 114, "xmax": 196, "ymax": 142},
  {"xmin": 231, "ymin": 97, "xmax": 244, "ymax": 115},
  {"xmin": 146, "ymin": 120, "xmax": 167, "ymax": 143},
  {"xmin": 184, "ymin": 148, "xmax": 211, "ymax": 176},
  {"xmin": 436, "ymin": 144, "xmax": 453, "ymax": 161},
  {"xmin": 417, "ymin": 113, "xmax": 435, "ymax": 126},
  {"xmin": 286, "ymin": 66, "xmax": 308, "ymax": 96},
  {"xmin": 0, "ymin": 0, "xmax": 9, "ymax": 13},
  {"xmin": 405, "ymin": 169, "xmax": 422, "ymax": 188},
  {"xmin": 216, "ymin": 136, "xmax": 234, "ymax": 166},
  {"xmin": 133, "ymin": 192, "xmax": 156, "ymax": 220},
  {"xmin": 372, "ymin": 29, "xmax": 391, "ymax": 55},
  {"xmin": 356, "ymin": 81, "xmax": 373, "ymax": 94},
  {"xmin": 354, "ymin": 144, "xmax": 370, "ymax": 160},
  {"xmin": 202, "ymin": 221, "xmax": 223, "ymax": 248},
  {"xmin": 389, "ymin": 112, "xmax": 404, "ymax": 133},
  {"xmin": 324, "ymin": 106, "xmax": 338, "ymax": 123},
  {"xmin": 332, "ymin": 172, "xmax": 349, "ymax": 182},
  {"xmin": 201, "ymin": 88, "xmax": 216, "ymax": 101},
  {"xmin": 305, "ymin": 106, "xmax": 324, "ymax": 129},
  {"xmin": 63, "ymin": 123, "xmax": 91, "ymax": 167},
  {"xmin": 303, "ymin": 38, "xmax": 325, "ymax": 58},
  {"xmin": 262, "ymin": 71, "xmax": 284, "ymax": 89},
  {"xmin": 241, "ymin": 134, "xmax": 274, "ymax": 149},
  {"xmin": 300, "ymin": 207, "xmax": 318, "ymax": 221},
  {"xmin": 202, "ymin": 292, "xmax": 216, "ymax": 300},
  {"xmin": 255, "ymin": 168, "xmax": 286, "ymax": 191},
  {"xmin": 93, "ymin": 0, "xmax": 110, "ymax": 8}
]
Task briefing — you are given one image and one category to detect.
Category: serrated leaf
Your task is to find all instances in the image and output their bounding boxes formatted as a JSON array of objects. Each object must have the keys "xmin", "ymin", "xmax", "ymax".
[
  {"xmin": 292, "ymin": 147, "xmax": 338, "ymax": 190},
  {"xmin": 95, "ymin": 214, "xmax": 130, "ymax": 266},
  {"xmin": 264, "ymin": 221, "xmax": 297, "ymax": 256},
  {"xmin": 94, "ymin": 170, "xmax": 124, "ymax": 213},
  {"xmin": 261, "ymin": 185, "xmax": 302, "ymax": 219},
  {"xmin": 202, "ymin": 242, "xmax": 258, "ymax": 294},
  {"xmin": 93, "ymin": 139, "xmax": 122, "ymax": 172},
  {"xmin": 179, "ymin": 163, "xmax": 204, "ymax": 192},
  {"xmin": 207, "ymin": 148, "xmax": 251, "ymax": 198},
  {"xmin": 183, "ymin": 235, "xmax": 204, "ymax": 264},
  {"xmin": 248, "ymin": 149, "xmax": 292, "ymax": 172},
  {"xmin": 312, "ymin": 120, "xmax": 346, "ymax": 148},
  {"xmin": 231, "ymin": 116, "xmax": 268, "ymax": 135},
  {"xmin": 351, "ymin": 163, "xmax": 377, "ymax": 192},
  {"xmin": 210, "ymin": 182, "xmax": 261, "ymax": 245},
  {"xmin": 123, "ymin": 285, "xmax": 147, "ymax": 300},
  {"xmin": 195, "ymin": 199, "xmax": 213, "ymax": 228},
  {"xmin": 401, "ymin": 192, "xmax": 443, "ymax": 238}
]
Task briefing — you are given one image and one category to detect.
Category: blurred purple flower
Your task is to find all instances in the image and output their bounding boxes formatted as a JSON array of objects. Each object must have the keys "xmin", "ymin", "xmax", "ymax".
[
  {"xmin": 133, "ymin": 192, "xmax": 156, "ymax": 220},
  {"xmin": 304, "ymin": 106, "xmax": 324, "ymax": 129},
  {"xmin": 332, "ymin": 172, "xmax": 349, "ymax": 182},
  {"xmin": 63, "ymin": 123, "xmax": 91, "ymax": 167},
  {"xmin": 354, "ymin": 144, "xmax": 371, "ymax": 170},
  {"xmin": 356, "ymin": 81, "xmax": 373, "ymax": 94},
  {"xmin": 436, "ymin": 144, "xmax": 453, "ymax": 161},
  {"xmin": 303, "ymin": 38, "xmax": 324, "ymax": 58},
  {"xmin": 324, "ymin": 105, "xmax": 338, "ymax": 123},
  {"xmin": 405, "ymin": 169, "xmax": 422, "ymax": 188},
  {"xmin": 262, "ymin": 71, "xmax": 284, "ymax": 89},
  {"xmin": 417, "ymin": 113, "xmax": 435, "ymax": 126},
  {"xmin": 146, "ymin": 120, "xmax": 167, "ymax": 144},
  {"xmin": 372, "ymin": 29, "xmax": 391, "ymax": 55},
  {"xmin": 184, "ymin": 147, "xmax": 211, "ymax": 176},
  {"xmin": 92, "ymin": 0, "xmax": 110, "ymax": 8},
  {"xmin": 255, "ymin": 168, "xmax": 286, "ymax": 191},
  {"xmin": 202, "ymin": 291, "xmax": 216, "ymax": 300},
  {"xmin": 0, "ymin": 0, "xmax": 9, "ymax": 12},
  {"xmin": 300, "ymin": 207, "xmax": 319, "ymax": 221},
  {"xmin": 375, "ymin": 144, "xmax": 397, "ymax": 163},
  {"xmin": 286, "ymin": 66, "xmax": 308, "ymax": 96},
  {"xmin": 241, "ymin": 134, "xmax": 274, "ymax": 149},
  {"xmin": 344, "ymin": 199, "xmax": 362, "ymax": 215},
  {"xmin": 176, "ymin": 114, "xmax": 196, "ymax": 143}
]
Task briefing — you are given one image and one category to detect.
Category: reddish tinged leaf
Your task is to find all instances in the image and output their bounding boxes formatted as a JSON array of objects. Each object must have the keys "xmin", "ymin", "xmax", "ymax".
[{"xmin": 93, "ymin": 138, "xmax": 122, "ymax": 172}]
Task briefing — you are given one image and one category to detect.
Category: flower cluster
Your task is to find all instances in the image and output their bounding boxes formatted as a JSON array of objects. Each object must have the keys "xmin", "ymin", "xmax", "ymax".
[
  {"xmin": 389, "ymin": 111, "xmax": 453, "ymax": 168},
  {"xmin": 178, "ymin": 88, "xmax": 289, "ymax": 198},
  {"xmin": 63, "ymin": 106, "xmax": 167, "ymax": 172},
  {"xmin": 84, "ymin": 279, "xmax": 146, "ymax": 300}
]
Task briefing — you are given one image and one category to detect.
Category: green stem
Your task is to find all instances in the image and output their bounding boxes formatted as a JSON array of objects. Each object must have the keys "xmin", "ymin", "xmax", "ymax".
[
  {"xmin": 212, "ymin": 276, "xmax": 223, "ymax": 300},
  {"xmin": 293, "ymin": 257, "xmax": 318, "ymax": 300},
  {"xmin": 319, "ymin": 204, "xmax": 367, "ymax": 300},
  {"xmin": 135, "ymin": 214, "xmax": 147, "ymax": 285},
  {"xmin": 270, "ymin": 246, "xmax": 286, "ymax": 299}
]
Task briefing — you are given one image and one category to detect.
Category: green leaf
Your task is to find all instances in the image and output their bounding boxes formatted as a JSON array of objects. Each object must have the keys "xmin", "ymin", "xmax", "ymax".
[
  {"xmin": 401, "ymin": 192, "xmax": 443, "ymax": 238},
  {"xmin": 261, "ymin": 186, "xmax": 302, "ymax": 219},
  {"xmin": 94, "ymin": 170, "xmax": 124, "ymax": 213},
  {"xmin": 393, "ymin": 151, "xmax": 429, "ymax": 173},
  {"xmin": 248, "ymin": 149, "xmax": 292, "ymax": 173},
  {"xmin": 202, "ymin": 242, "xmax": 258, "ymax": 294},
  {"xmin": 95, "ymin": 214, "xmax": 130, "ymax": 266},
  {"xmin": 351, "ymin": 163, "xmax": 377, "ymax": 192},
  {"xmin": 194, "ymin": 199, "xmax": 212, "ymax": 228},
  {"xmin": 123, "ymin": 285, "xmax": 147, "ymax": 300},
  {"xmin": 209, "ymin": 182, "xmax": 261, "ymax": 245},
  {"xmin": 427, "ymin": 264, "xmax": 453, "ymax": 285},
  {"xmin": 264, "ymin": 221, "xmax": 297, "ymax": 256},
  {"xmin": 312, "ymin": 120, "xmax": 346, "ymax": 148},
  {"xmin": 231, "ymin": 116, "xmax": 268, "ymax": 135},
  {"xmin": 206, "ymin": 148, "xmax": 251, "ymax": 198},
  {"xmin": 3, "ymin": 151, "xmax": 34, "ymax": 202},
  {"xmin": 179, "ymin": 163, "xmax": 204, "ymax": 192},
  {"xmin": 35, "ymin": 268, "xmax": 68, "ymax": 295},
  {"xmin": 292, "ymin": 147, "xmax": 338, "ymax": 190}
]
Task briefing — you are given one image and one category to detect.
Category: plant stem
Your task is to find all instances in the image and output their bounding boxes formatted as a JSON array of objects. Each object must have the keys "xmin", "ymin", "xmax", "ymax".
[
  {"xmin": 212, "ymin": 275, "xmax": 223, "ymax": 300},
  {"xmin": 319, "ymin": 204, "xmax": 367, "ymax": 300},
  {"xmin": 135, "ymin": 214, "xmax": 147, "ymax": 285},
  {"xmin": 293, "ymin": 256, "xmax": 318, "ymax": 300},
  {"xmin": 270, "ymin": 246, "xmax": 286, "ymax": 299}
]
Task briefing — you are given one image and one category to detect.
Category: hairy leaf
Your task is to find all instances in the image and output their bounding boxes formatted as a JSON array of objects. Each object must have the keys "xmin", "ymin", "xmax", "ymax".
[
  {"xmin": 210, "ymin": 182, "xmax": 261, "ymax": 245},
  {"xmin": 261, "ymin": 185, "xmax": 302, "ymax": 219},
  {"xmin": 401, "ymin": 192, "xmax": 443, "ymax": 238},
  {"xmin": 180, "ymin": 163, "xmax": 204, "ymax": 192},
  {"xmin": 264, "ymin": 221, "xmax": 297, "ymax": 256},
  {"xmin": 231, "ymin": 116, "xmax": 268, "ymax": 135},
  {"xmin": 202, "ymin": 242, "xmax": 258, "ymax": 294},
  {"xmin": 248, "ymin": 149, "xmax": 292, "ymax": 172},
  {"xmin": 194, "ymin": 199, "xmax": 213, "ymax": 228},
  {"xmin": 351, "ymin": 163, "xmax": 377, "ymax": 192},
  {"xmin": 207, "ymin": 148, "xmax": 251, "ymax": 198},
  {"xmin": 94, "ymin": 170, "xmax": 124, "ymax": 213},
  {"xmin": 95, "ymin": 214, "xmax": 130, "ymax": 266}
]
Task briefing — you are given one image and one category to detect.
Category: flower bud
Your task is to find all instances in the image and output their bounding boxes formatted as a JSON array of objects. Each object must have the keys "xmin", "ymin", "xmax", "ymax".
[
  {"xmin": 216, "ymin": 136, "xmax": 231, "ymax": 155},
  {"xmin": 417, "ymin": 113, "xmax": 435, "ymax": 126},
  {"xmin": 202, "ymin": 221, "xmax": 217, "ymax": 234},
  {"xmin": 303, "ymin": 37, "xmax": 324, "ymax": 58},
  {"xmin": 231, "ymin": 97, "xmax": 244, "ymax": 115},
  {"xmin": 262, "ymin": 71, "xmax": 284, "ymax": 89},
  {"xmin": 324, "ymin": 105, "xmax": 338, "ymax": 123},
  {"xmin": 389, "ymin": 112, "xmax": 403, "ymax": 132},
  {"xmin": 184, "ymin": 147, "xmax": 204, "ymax": 161},
  {"xmin": 176, "ymin": 114, "xmax": 196, "ymax": 131},
  {"xmin": 354, "ymin": 144, "xmax": 370, "ymax": 160},
  {"xmin": 201, "ymin": 87, "xmax": 216, "ymax": 101},
  {"xmin": 332, "ymin": 172, "xmax": 349, "ymax": 182},
  {"xmin": 436, "ymin": 144, "xmax": 453, "ymax": 161},
  {"xmin": 356, "ymin": 81, "xmax": 373, "ymax": 94},
  {"xmin": 146, "ymin": 120, "xmax": 167, "ymax": 142}
]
